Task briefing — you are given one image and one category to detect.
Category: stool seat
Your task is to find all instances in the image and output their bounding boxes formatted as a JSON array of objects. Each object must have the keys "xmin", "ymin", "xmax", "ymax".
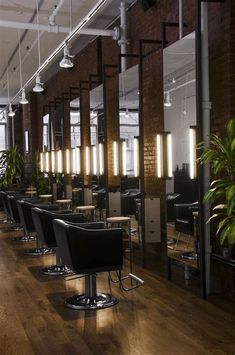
[
  {"xmin": 76, "ymin": 205, "xmax": 95, "ymax": 211},
  {"xmin": 39, "ymin": 194, "xmax": 53, "ymax": 199},
  {"xmin": 107, "ymin": 216, "xmax": 130, "ymax": 223}
]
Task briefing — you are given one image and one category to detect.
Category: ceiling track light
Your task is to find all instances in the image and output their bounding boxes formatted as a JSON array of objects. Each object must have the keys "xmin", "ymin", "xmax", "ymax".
[
  {"xmin": 18, "ymin": 30, "xmax": 29, "ymax": 105},
  {"xmin": 33, "ymin": 73, "xmax": 44, "ymax": 92},
  {"xmin": 164, "ymin": 92, "xmax": 172, "ymax": 107},
  {"xmin": 59, "ymin": 41, "xmax": 74, "ymax": 68},
  {"xmin": 33, "ymin": 0, "xmax": 44, "ymax": 93},
  {"xmin": 8, "ymin": 104, "xmax": 15, "ymax": 117},
  {"xmin": 19, "ymin": 88, "xmax": 29, "ymax": 104}
]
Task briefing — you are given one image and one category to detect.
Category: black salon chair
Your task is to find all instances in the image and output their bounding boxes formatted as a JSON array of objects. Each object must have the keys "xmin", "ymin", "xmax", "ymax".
[
  {"xmin": 53, "ymin": 220, "xmax": 123, "ymax": 310},
  {"xmin": 15, "ymin": 199, "xmax": 58, "ymax": 249},
  {"xmin": 0, "ymin": 191, "xmax": 13, "ymax": 223},
  {"xmin": 7, "ymin": 195, "xmax": 24, "ymax": 230},
  {"xmin": 53, "ymin": 220, "xmax": 144, "ymax": 310},
  {"xmin": 31, "ymin": 208, "xmax": 84, "ymax": 276},
  {"xmin": 174, "ymin": 201, "xmax": 199, "ymax": 259}
]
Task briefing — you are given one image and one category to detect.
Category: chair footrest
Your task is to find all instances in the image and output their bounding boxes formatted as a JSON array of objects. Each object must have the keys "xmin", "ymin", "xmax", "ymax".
[
  {"xmin": 40, "ymin": 265, "xmax": 72, "ymax": 276},
  {"xmin": 65, "ymin": 293, "xmax": 118, "ymax": 310},
  {"xmin": 12, "ymin": 235, "xmax": 36, "ymax": 243},
  {"xmin": 24, "ymin": 248, "xmax": 55, "ymax": 256}
]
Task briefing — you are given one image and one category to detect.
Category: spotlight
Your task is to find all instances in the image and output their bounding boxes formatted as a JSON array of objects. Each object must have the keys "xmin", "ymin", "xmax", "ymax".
[
  {"xmin": 59, "ymin": 42, "xmax": 74, "ymax": 69},
  {"xmin": 8, "ymin": 104, "xmax": 15, "ymax": 117},
  {"xmin": 164, "ymin": 92, "xmax": 172, "ymax": 107},
  {"xmin": 33, "ymin": 74, "xmax": 44, "ymax": 93},
  {"xmin": 19, "ymin": 88, "xmax": 29, "ymax": 105}
]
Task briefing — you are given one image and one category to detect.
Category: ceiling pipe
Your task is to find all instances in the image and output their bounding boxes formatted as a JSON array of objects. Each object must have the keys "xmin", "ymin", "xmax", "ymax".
[
  {"xmin": 0, "ymin": 0, "xmax": 114, "ymax": 112},
  {"xmin": 0, "ymin": 19, "xmax": 118, "ymax": 37},
  {"xmin": 49, "ymin": 0, "xmax": 65, "ymax": 26},
  {"xmin": 179, "ymin": 0, "xmax": 183, "ymax": 39},
  {"xmin": 118, "ymin": 1, "xmax": 128, "ymax": 72}
]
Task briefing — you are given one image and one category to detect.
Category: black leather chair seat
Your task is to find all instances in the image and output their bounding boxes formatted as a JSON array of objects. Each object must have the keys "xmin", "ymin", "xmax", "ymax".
[{"xmin": 52, "ymin": 219, "xmax": 123, "ymax": 310}]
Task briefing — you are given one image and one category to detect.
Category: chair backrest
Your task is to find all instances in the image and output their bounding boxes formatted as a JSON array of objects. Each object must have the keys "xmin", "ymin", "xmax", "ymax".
[
  {"xmin": 1, "ymin": 191, "xmax": 11, "ymax": 217},
  {"xmin": 7, "ymin": 195, "xmax": 20, "ymax": 223},
  {"xmin": 53, "ymin": 219, "xmax": 123, "ymax": 274},
  {"xmin": 32, "ymin": 208, "xmax": 84, "ymax": 247},
  {"xmin": 17, "ymin": 200, "xmax": 59, "ymax": 234}
]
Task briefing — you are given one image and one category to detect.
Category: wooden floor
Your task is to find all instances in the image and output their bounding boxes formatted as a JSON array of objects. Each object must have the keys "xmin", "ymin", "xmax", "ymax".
[{"xmin": 0, "ymin": 212, "xmax": 235, "ymax": 355}]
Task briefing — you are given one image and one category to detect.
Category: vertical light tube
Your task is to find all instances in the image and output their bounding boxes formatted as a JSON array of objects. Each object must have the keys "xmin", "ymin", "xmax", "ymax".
[
  {"xmin": 113, "ymin": 141, "xmax": 119, "ymax": 176},
  {"xmin": 76, "ymin": 147, "xmax": 81, "ymax": 174},
  {"xmin": 25, "ymin": 131, "xmax": 29, "ymax": 153},
  {"xmin": 156, "ymin": 134, "xmax": 163, "ymax": 178},
  {"xmin": 122, "ymin": 140, "xmax": 127, "ymax": 176},
  {"xmin": 166, "ymin": 133, "xmax": 173, "ymax": 178},
  {"xmin": 189, "ymin": 126, "xmax": 197, "ymax": 179},
  {"xmin": 51, "ymin": 150, "xmax": 56, "ymax": 173},
  {"xmin": 57, "ymin": 150, "xmax": 63, "ymax": 173},
  {"xmin": 134, "ymin": 137, "xmax": 139, "ymax": 177},
  {"xmin": 85, "ymin": 146, "xmax": 90, "ymax": 176},
  {"xmin": 40, "ymin": 152, "xmax": 44, "ymax": 172},
  {"xmin": 45, "ymin": 151, "xmax": 50, "ymax": 173},
  {"xmin": 65, "ymin": 149, "xmax": 71, "ymax": 174},
  {"xmin": 92, "ymin": 145, "xmax": 97, "ymax": 175},
  {"xmin": 99, "ymin": 143, "xmax": 104, "ymax": 175}
]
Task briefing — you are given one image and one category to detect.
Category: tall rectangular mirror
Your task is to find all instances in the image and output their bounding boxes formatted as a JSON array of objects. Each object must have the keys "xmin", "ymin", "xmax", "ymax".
[
  {"xmin": 163, "ymin": 32, "xmax": 199, "ymax": 289},
  {"xmin": 89, "ymin": 83, "xmax": 106, "ymax": 217},
  {"xmin": 119, "ymin": 64, "xmax": 141, "ymax": 245}
]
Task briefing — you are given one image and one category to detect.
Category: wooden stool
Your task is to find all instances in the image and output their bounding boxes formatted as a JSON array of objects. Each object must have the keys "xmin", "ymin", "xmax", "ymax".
[
  {"xmin": 39, "ymin": 194, "xmax": 53, "ymax": 203},
  {"xmin": 75, "ymin": 205, "xmax": 95, "ymax": 222},
  {"xmin": 56, "ymin": 199, "xmax": 72, "ymax": 210}
]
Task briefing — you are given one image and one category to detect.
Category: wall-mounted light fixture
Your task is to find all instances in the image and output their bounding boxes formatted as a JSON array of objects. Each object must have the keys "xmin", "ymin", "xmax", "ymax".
[
  {"xmin": 85, "ymin": 146, "xmax": 90, "ymax": 176},
  {"xmin": 133, "ymin": 136, "xmax": 139, "ymax": 177},
  {"xmin": 64, "ymin": 149, "xmax": 71, "ymax": 174},
  {"xmin": 189, "ymin": 126, "xmax": 197, "ymax": 179},
  {"xmin": 45, "ymin": 151, "xmax": 50, "ymax": 173},
  {"xmin": 98, "ymin": 142, "xmax": 104, "ymax": 175},
  {"xmin": 156, "ymin": 132, "xmax": 172, "ymax": 179},
  {"xmin": 56, "ymin": 150, "xmax": 63, "ymax": 173},
  {"xmin": 50, "ymin": 150, "xmax": 56, "ymax": 173},
  {"xmin": 91, "ymin": 145, "xmax": 97, "ymax": 175},
  {"xmin": 40, "ymin": 152, "xmax": 44, "ymax": 172},
  {"xmin": 113, "ymin": 141, "xmax": 119, "ymax": 176},
  {"xmin": 121, "ymin": 140, "xmax": 127, "ymax": 176},
  {"xmin": 25, "ymin": 131, "xmax": 29, "ymax": 153},
  {"xmin": 72, "ymin": 147, "xmax": 81, "ymax": 175}
]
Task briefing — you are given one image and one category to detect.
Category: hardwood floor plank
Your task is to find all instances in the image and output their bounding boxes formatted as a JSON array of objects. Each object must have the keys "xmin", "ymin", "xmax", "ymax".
[{"xmin": 0, "ymin": 212, "xmax": 235, "ymax": 355}]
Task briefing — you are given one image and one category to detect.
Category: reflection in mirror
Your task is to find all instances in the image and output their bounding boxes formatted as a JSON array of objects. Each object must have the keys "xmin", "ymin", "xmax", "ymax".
[
  {"xmin": 55, "ymin": 104, "xmax": 63, "ymax": 150},
  {"xmin": 119, "ymin": 64, "xmax": 141, "ymax": 246},
  {"xmin": 89, "ymin": 84, "xmax": 106, "ymax": 218},
  {"xmin": 163, "ymin": 32, "xmax": 200, "ymax": 287},
  {"xmin": 42, "ymin": 113, "xmax": 50, "ymax": 151},
  {"xmin": 70, "ymin": 97, "xmax": 81, "ymax": 148},
  {"xmin": 70, "ymin": 97, "xmax": 82, "ymax": 204}
]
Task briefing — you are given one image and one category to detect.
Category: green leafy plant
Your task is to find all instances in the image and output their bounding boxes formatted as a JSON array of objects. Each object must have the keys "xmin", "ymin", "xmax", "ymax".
[
  {"xmin": 0, "ymin": 145, "xmax": 24, "ymax": 189},
  {"xmin": 32, "ymin": 151, "xmax": 48, "ymax": 195},
  {"xmin": 198, "ymin": 119, "xmax": 235, "ymax": 245}
]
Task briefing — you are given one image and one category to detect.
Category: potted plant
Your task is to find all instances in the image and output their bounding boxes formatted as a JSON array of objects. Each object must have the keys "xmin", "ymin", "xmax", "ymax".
[
  {"xmin": 199, "ymin": 119, "xmax": 235, "ymax": 250},
  {"xmin": 0, "ymin": 145, "xmax": 24, "ymax": 189},
  {"xmin": 32, "ymin": 151, "xmax": 49, "ymax": 196}
]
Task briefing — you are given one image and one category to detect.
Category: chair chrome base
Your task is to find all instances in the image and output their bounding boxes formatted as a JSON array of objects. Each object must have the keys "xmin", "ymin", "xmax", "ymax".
[
  {"xmin": 181, "ymin": 251, "xmax": 198, "ymax": 260},
  {"xmin": 65, "ymin": 293, "xmax": 118, "ymax": 310},
  {"xmin": 12, "ymin": 235, "xmax": 36, "ymax": 243},
  {"xmin": 24, "ymin": 248, "xmax": 55, "ymax": 256},
  {"xmin": 40, "ymin": 265, "xmax": 72, "ymax": 276}
]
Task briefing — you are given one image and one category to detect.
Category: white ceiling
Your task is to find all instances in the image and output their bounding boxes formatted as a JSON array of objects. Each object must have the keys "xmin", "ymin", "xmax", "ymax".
[{"xmin": 0, "ymin": 0, "xmax": 135, "ymax": 105}]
